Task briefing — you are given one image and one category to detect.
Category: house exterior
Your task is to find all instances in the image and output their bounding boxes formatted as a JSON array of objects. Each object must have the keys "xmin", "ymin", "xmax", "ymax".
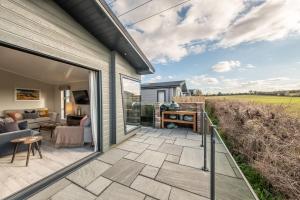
[
  {"xmin": 0, "ymin": 0, "xmax": 154, "ymax": 198},
  {"xmin": 141, "ymin": 80, "xmax": 187, "ymax": 104}
]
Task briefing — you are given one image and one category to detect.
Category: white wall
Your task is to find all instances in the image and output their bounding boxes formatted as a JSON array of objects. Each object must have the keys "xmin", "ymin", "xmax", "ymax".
[{"xmin": 0, "ymin": 69, "xmax": 55, "ymax": 116}]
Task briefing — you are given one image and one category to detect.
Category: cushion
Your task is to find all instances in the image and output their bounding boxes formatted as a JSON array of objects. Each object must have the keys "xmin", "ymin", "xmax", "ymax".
[
  {"xmin": 24, "ymin": 110, "xmax": 36, "ymax": 114},
  {"xmin": 38, "ymin": 109, "xmax": 49, "ymax": 117},
  {"xmin": 80, "ymin": 115, "xmax": 88, "ymax": 127},
  {"xmin": 84, "ymin": 117, "xmax": 91, "ymax": 127},
  {"xmin": 7, "ymin": 112, "xmax": 23, "ymax": 121},
  {"xmin": 23, "ymin": 112, "xmax": 39, "ymax": 119},
  {"xmin": 18, "ymin": 121, "xmax": 28, "ymax": 130},
  {"xmin": 5, "ymin": 121, "xmax": 19, "ymax": 132},
  {"xmin": 4, "ymin": 117, "xmax": 14, "ymax": 123},
  {"xmin": 0, "ymin": 121, "xmax": 5, "ymax": 133}
]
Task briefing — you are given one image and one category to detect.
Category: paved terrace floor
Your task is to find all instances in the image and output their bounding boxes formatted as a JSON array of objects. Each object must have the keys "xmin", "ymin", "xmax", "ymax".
[{"xmin": 28, "ymin": 127, "xmax": 256, "ymax": 200}]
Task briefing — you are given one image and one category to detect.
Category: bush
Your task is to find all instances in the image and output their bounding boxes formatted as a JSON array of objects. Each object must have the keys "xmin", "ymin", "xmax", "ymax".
[{"xmin": 206, "ymin": 99, "xmax": 300, "ymax": 199}]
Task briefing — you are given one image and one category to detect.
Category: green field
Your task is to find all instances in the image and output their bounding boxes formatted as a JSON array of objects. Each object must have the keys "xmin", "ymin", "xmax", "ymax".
[{"xmin": 207, "ymin": 95, "xmax": 300, "ymax": 117}]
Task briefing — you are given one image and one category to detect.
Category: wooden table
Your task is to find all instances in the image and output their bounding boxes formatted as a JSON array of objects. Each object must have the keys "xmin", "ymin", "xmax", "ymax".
[
  {"xmin": 39, "ymin": 122, "xmax": 62, "ymax": 138},
  {"xmin": 162, "ymin": 111, "xmax": 197, "ymax": 132},
  {"xmin": 10, "ymin": 136, "xmax": 43, "ymax": 166}
]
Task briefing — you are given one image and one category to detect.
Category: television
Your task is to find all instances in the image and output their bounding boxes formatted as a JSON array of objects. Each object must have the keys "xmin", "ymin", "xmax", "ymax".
[{"xmin": 72, "ymin": 90, "xmax": 90, "ymax": 105}]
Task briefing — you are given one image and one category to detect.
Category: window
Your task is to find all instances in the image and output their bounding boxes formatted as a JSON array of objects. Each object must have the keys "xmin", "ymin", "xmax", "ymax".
[
  {"xmin": 121, "ymin": 77, "xmax": 141, "ymax": 133},
  {"xmin": 157, "ymin": 90, "xmax": 166, "ymax": 103}
]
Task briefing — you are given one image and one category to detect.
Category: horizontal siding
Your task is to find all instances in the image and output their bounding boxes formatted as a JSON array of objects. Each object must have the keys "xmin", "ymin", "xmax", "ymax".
[
  {"xmin": 141, "ymin": 87, "xmax": 176, "ymax": 104},
  {"xmin": 0, "ymin": 0, "xmax": 111, "ymax": 152}
]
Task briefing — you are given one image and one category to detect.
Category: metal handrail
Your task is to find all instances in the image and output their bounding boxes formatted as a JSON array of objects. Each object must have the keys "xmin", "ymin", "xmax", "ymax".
[{"xmin": 202, "ymin": 111, "xmax": 259, "ymax": 200}]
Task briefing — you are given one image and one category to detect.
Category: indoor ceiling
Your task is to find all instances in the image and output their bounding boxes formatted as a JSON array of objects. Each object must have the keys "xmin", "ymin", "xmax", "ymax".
[{"xmin": 0, "ymin": 46, "xmax": 89, "ymax": 85}]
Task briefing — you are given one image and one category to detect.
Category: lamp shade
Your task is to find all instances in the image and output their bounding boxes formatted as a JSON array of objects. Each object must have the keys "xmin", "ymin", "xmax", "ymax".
[{"xmin": 66, "ymin": 102, "xmax": 74, "ymax": 115}]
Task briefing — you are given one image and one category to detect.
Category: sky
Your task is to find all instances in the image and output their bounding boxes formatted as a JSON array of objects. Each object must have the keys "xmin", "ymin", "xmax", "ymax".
[{"xmin": 107, "ymin": 0, "xmax": 300, "ymax": 94}]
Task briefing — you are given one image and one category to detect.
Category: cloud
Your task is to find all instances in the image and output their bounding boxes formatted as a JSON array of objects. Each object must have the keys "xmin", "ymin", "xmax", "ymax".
[
  {"xmin": 245, "ymin": 64, "xmax": 256, "ymax": 69},
  {"xmin": 110, "ymin": 0, "xmax": 300, "ymax": 64},
  {"xmin": 187, "ymin": 75, "xmax": 219, "ymax": 87},
  {"xmin": 187, "ymin": 75, "xmax": 299, "ymax": 94},
  {"xmin": 112, "ymin": 0, "xmax": 245, "ymax": 63},
  {"xmin": 148, "ymin": 75, "xmax": 162, "ymax": 82},
  {"xmin": 212, "ymin": 60, "xmax": 241, "ymax": 72},
  {"xmin": 219, "ymin": 0, "xmax": 300, "ymax": 47}
]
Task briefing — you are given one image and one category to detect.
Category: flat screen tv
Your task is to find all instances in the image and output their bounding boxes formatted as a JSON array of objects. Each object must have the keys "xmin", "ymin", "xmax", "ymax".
[{"xmin": 72, "ymin": 90, "xmax": 90, "ymax": 105}]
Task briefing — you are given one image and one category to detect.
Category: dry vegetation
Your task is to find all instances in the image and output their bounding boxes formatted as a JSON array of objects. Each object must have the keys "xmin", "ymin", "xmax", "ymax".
[{"xmin": 206, "ymin": 99, "xmax": 300, "ymax": 199}]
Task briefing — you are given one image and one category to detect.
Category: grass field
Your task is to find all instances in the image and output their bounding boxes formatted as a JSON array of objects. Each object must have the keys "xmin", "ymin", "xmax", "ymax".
[{"xmin": 207, "ymin": 95, "xmax": 300, "ymax": 117}]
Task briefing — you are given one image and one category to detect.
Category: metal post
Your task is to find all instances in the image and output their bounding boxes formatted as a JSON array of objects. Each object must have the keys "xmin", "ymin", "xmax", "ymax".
[
  {"xmin": 201, "ymin": 111, "xmax": 205, "ymax": 147},
  {"xmin": 210, "ymin": 125, "xmax": 216, "ymax": 200},
  {"xmin": 202, "ymin": 112, "xmax": 208, "ymax": 171}
]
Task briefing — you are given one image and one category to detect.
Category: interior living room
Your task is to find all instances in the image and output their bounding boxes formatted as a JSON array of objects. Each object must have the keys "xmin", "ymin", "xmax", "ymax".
[{"xmin": 0, "ymin": 46, "xmax": 98, "ymax": 199}]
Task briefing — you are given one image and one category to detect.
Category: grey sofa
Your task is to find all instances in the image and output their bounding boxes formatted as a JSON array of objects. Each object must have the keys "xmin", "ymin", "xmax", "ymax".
[
  {"xmin": 3, "ymin": 109, "xmax": 58, "ymax": 129},
  {"xmin": 0, "ymin": 129, "xmax": 40, "ymax": 157}
]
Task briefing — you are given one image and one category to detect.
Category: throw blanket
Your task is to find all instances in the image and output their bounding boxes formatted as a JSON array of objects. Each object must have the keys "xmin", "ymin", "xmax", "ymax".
[{"xmin": 53, "ymin": 126, "xmax": 84, "ymax": 148}]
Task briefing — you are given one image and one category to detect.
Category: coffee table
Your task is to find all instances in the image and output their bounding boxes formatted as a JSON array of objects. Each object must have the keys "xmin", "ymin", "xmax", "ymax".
[
  {"xmin": 11, "ymin": 135, "xmax": 43, "ymax": 166},
  {"xmin": 39, "ymin": 122, "xmax": 63, "ymax": 138}
]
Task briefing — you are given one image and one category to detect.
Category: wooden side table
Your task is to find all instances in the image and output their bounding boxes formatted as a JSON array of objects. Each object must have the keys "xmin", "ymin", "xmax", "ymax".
[
  {"xmin": 10, "ymin": 136, "xmax": 43, "ymax": 166},
  {"xmin": 39, "ymin": 123, "xmax": 57, "ymax": 138}
]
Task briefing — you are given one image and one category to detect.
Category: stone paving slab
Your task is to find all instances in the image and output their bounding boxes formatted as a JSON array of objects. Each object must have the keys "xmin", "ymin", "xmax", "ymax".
[
  {"xmin": 186, "ymin": 133, "xmax": 203, "ymax": 141},
  {"xmin": 169, "ymin": 187, "xmax": 209, "ymax": 200},
  {"xmin": 86, "ymin": 176, "xmax": 112, "ymax": 196},
  {"xmin": 28, "ymin": 178, "xmax": 71, "ymax": 200},
  {"xmin": 207, "ymin": 152, "xmax": 236, "ymax": 177},
  {"xmin": 179, "ymin": 147, "xmax": 203, "ymax": 169},
  {"xmin": 97, "ymin": 148, "xmax": 128, "ymax": 165},
  {"xmin": 165, "ymin": 139, "xmax": 175, "ymax": 144},
  {"xmin": 216, "ymin": 174, "xmax": 255, "ymax": 200},
  {"xmin": 50, "ymin": 184, "xmax": 96, "ymax": 200},
  {"xmin": 147, "ymin": 144, "xmax": 161, "ymax": 150},
  {"xmin": 131, "ymin": 175, "xmax": 171, "ymax": 200},
  {"xmin": 67, "ymin": 160, "xmax": 111, "ymax": 187},
  {"xmin": 156, "ymin": 161, "xmax": 210, "ymax": 198},
  {"xmin": 136, "ymin": 150, "xmax": 167, "ymax": 168},
  {"xmin": 157, "ymin": 143, "xmax": 183, "ymax": 156},
  {"xmin": 166, "ymin": 154, "xmax": 180, "ymax": 163},
  {"xmin": 117, "ymin": 141, "xmax": 149, "ymax": 154},
  {"xmin": 98, "ymin": 182, "xmax": 145, "ymax": 200},
  {"xmin": 143, "ymin": 137, "xmax": 165, "ymax": 146},
  {"xmin": 124, "ymin": 152, "xmax": 140, "ymax": 160},
  {"xmin": 174, "ymin": 138, "xmax": 202, "ymax": 147},
  {"xmin": 140, "ymin": 165, "xmax": 159, "ymax": 178},
  {"xmin": 102, "ymin": 159, "xmax": 144, "ymax": 186}
]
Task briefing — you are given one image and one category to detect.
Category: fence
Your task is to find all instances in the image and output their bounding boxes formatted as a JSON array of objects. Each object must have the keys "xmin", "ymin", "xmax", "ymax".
[
  {"xmin": 172, "ymin": 96, "xmax": 205, "ymax": 103},
  {"xmin": 202, "ymin": 111, "xmax": 259, "ymax": 200}
]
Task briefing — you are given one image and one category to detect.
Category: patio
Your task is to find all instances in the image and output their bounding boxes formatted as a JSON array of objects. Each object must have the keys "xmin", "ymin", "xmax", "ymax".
[{"xmin": 28, "ymin": 127, "xmax": 256, "ymax": 200}]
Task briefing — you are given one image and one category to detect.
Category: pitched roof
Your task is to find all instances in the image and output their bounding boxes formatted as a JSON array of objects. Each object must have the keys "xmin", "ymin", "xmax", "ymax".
[
  {"xmin": 55, "ymin": 0, "xmax": 154, "ymax": 75},
  {"xmin": 141, "ymin": 80, "xmax": 187, "ymax": 92}
]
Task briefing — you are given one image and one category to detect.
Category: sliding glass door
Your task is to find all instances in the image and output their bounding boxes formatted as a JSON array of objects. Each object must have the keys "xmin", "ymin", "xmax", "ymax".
[{"xmin": 121, "ymin": 77, "xmax": 141, "ymax": 133}]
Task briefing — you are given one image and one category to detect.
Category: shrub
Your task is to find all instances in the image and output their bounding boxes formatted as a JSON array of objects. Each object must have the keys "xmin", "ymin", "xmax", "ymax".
[{"xmin": 206, "ymin": 99, "xmax": 300, "ymax": 199}]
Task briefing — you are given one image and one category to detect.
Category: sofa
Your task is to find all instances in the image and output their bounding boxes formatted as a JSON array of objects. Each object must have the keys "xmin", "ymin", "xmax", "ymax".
[
  {"xmin": 3, "ymin": 109, "xmax": 58, "ymax": 129},
  {"xmin": 0, "ymin": 129, "xmax": 40, "ymax": 157}
]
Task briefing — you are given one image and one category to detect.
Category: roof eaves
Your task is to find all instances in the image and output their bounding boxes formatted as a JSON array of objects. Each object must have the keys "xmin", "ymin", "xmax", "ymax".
[{"xmin": 95, "ymin": 0, "xmax": 155, "ymax": 74}]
